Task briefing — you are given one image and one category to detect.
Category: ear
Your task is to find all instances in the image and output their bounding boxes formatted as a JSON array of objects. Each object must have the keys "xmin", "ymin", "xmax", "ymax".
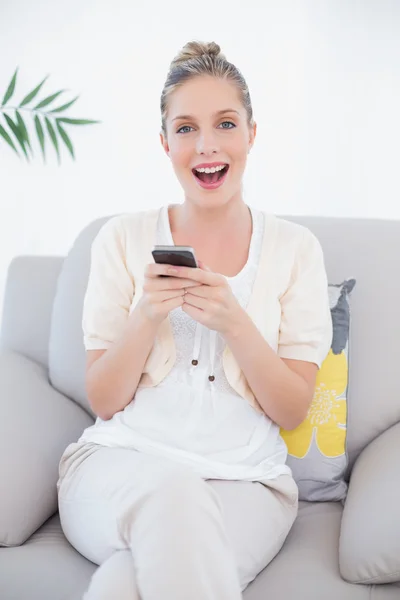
[
  {"xmin": 248, "ymin": 121, "xmax": 257, "ymax": 153},
  {"xmin": 160, "ymin": 132, "xmax": 170, "ymax": 157}
]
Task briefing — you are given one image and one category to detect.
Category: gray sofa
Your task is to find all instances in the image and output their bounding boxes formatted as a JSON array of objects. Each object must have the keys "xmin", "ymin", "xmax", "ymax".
[{"xmin": 1, "ymin": 213, "xmax": 400, "ymax": 600}]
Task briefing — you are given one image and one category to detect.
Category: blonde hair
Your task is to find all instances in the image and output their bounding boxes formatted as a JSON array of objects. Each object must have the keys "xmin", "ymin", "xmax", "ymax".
[{"xmin": 160, "ymin": 41, "xmax": 254, "ymax": 135}]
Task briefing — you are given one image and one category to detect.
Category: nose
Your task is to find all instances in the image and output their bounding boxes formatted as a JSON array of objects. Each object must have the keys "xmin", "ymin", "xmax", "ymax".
[{"xmin": 195, "ymin": 130, "xmax": 219, "ymax": 156}]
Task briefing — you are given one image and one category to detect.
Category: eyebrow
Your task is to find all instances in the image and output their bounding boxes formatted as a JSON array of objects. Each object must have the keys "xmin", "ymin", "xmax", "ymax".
[{"xmin": 171, "ymin": 109, "xmax": 240, "ymax": 123}]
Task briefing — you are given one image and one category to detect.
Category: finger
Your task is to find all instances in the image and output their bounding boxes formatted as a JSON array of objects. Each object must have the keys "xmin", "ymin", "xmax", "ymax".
[
  {"xmin": 146, "ymin": 263, "xmax": 186, "ymax": 278},
  {"xmin": 166, "ymin": 266, "xmax": 221, "ymax": 286},
  {"xmin": 182, "ymin": 302, "xmax": 205, "ymax": 322},
  {"xmin": 162, "ymin": 295, "xmax": 185, "ymax": 312},
  {"xmin": 185, "ymin": 284, "xmax": 215, "ymax": 299},
  {"xmin": 198, "ymin": 260, "xmax": 211, "ymax": 272},
  {"xmin": 144, "ymin": 277, "xmax": 200, "ymax": 292},
  {"xmin": 183, "ymin": 292, "xmax": 209, "ymax": 310},
  {"xmin": 149, "ymin": 289, "xmax": 186, "ymax": 303}
]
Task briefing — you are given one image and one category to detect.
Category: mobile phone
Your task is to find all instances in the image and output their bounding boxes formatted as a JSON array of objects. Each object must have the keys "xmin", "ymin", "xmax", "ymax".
[{"xmin": 152, "ymin": 245, "xmax": 198, "ymax": 271}]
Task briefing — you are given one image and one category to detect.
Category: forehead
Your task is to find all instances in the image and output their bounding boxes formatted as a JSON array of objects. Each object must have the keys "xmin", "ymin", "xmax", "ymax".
[{"xmin": 167, "ymin": 75, "xmax": 243, "ymax": 120}]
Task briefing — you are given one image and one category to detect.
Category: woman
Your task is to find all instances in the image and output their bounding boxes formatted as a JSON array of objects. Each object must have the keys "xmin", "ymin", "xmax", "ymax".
[{"xmin": 57, "ymin": 40, "xmax": 332, "ymax": 599}]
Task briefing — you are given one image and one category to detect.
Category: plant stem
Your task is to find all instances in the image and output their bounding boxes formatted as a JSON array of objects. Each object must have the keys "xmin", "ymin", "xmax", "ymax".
[{"xmin": 0, "ymin": 106, "xmax": 52, "ymax": 117}]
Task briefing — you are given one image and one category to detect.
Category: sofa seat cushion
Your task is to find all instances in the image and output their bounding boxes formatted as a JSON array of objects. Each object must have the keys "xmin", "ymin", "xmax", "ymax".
[
  {"xmin": 0, "ymin": 513, "xmax": 96, "ymax": 600},
  {"xmin": 1, "ymin": 505, "xmax": 400, "ymax": 600},
  {"xmin": 244, "ymin": 502, "xmax": 373, "ymax": 600}
]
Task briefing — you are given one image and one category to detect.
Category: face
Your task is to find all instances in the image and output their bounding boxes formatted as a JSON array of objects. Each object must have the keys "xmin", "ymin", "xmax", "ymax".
[{"xmin": 160, "ymin": 75, "xmax": 256, "ymax": 208}]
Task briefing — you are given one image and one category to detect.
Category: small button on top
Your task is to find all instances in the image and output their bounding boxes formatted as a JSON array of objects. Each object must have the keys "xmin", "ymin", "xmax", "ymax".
[
  {"xmin": 208, "ymin": 375, "xmax": 215, "ymax": 382},
  {"xmin": 191, "ymin": 359, "xmax": 198, "ymax": 366}
]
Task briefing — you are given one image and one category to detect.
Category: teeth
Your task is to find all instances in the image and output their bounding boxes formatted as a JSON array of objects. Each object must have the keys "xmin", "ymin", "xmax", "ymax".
[{"xmin": 195, "ymin": 165, "xmax": 226, "ymax": 174}]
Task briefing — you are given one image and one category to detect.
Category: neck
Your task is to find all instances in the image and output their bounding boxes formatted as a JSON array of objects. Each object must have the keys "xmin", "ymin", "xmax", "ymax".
[{"xmin": 170, "ymin": 195, "xmax": 250, "ymax": 238}]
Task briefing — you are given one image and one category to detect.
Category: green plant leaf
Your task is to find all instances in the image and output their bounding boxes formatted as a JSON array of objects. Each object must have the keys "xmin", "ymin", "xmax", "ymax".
[
  {"xmin": 34, "ymin": 90, "xmax": 65, "ymax": 110},
  {"xmin": 19, "ymin": 75, "xmax": 49, "ymax": 107},
  {"xmin": 4, "ymin": 113, "xmax": 29, "ymax": 161},
  {"xmin": 56, "ymin": 118, "xmax": 100, "ymax": 125},
  {"xmin": 15, "ymin": 110, "xmax": 32, "ymax": 153},
  {"xmin": 56, "ymin": 120, "xmax": 75, "ymax": 160},
  {"xmin": 45, "ymin": 117, "xmax": 60, "ymax": 163},
  {"xmin": 0, "ymin": 121, "xmax": 19, "ymax": 156},
  {"xmin": 49, "ymin": 95, "xmax": 79, "ymax": 113},
  {"xmin": 1, "ymin": 68, "xmax": 18, "ymax": 106},
  {"xmin": 34, "ymin": 115, "xmax": 46, "ymax": 162}
]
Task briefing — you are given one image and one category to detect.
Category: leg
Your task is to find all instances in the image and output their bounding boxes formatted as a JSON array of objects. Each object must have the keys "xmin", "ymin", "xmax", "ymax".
[
  {"xmin": 58, "ymin": 442, "xmax": 242, "ymax": 600},
  {"xmin": 82, "ymin": 551, "xmax": 138, "ymax": 600},
  {"xmin": 207, "ymin": 475, "xmax": 298, "ymax": 591}
]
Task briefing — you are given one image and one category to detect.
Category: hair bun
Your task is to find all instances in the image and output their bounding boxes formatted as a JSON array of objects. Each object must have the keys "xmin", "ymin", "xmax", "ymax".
[{"xmin": 170, "ymin": 41, "xmax": 225, "ymax": 68}]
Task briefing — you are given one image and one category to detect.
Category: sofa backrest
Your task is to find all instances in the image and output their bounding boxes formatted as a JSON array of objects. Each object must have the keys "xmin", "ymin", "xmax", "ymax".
[
  {"xmin": 48, "ymin": 216, "xmax": 111, "ymax": 418},
  {"xmin": 48, "ymin": 211, "xmax": 400, "ymax": 469},
  {"xmin": 1, "ymin": 255, "xmax": 64, "ymax": 369},
  {"xmin": 285, "ymin": 214, "xmax": 399, "ymax": 470}
]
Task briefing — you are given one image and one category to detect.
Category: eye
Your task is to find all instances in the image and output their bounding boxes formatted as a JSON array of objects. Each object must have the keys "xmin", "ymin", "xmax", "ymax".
[
  {"xmin": 177, "ymin": 125, "xmax": 193, "ymax": 134},
  {"xmin": 177, "ymin": 121, "xmax": 236, "ymax": 134}
]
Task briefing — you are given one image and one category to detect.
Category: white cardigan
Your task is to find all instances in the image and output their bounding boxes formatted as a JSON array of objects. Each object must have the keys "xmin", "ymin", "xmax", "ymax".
[{"xmin": 79, "ymin": 205, "xmax": 332, "ymax": 485}]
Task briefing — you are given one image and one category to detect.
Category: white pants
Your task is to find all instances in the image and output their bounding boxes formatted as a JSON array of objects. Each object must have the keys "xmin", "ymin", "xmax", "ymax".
[{"xmin": 57, "ymin": 442, "xmax": 298, "ymax": 600}]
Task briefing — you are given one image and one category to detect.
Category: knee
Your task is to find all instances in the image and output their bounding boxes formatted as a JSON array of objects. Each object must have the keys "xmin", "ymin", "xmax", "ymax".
[
  {"xmin": 132, "ymin": 469, "xmax": 223, "ymax": 532},
  {"xmin": 155, "ymin": 469, "xmax": 222, "ymax": 516},
  {"xmin": 117, "ymin": 468, "xmax": 225, "ymax": 548}
]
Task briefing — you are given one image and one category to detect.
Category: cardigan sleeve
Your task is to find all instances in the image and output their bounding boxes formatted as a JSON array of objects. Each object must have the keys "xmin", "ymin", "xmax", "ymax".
[
  {"xmin": 277, "ymin": 228, "xmax": 332, "ymax": 368},
  {"xmin": 82, "ymin": 216, "xmax": 135, "ymax": 350}
]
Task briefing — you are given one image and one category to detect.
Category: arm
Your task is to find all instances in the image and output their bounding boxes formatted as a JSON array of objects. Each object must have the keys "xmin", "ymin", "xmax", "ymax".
[
  {"xmin": 224, "ymin": 228, "xmax": 332, "ymax": 430},
  {"xmin": 176, "ymin": 228, "xmax": 332, "ymax": 430},
  {"xmin": 83, "ymin": 217, "xmax": 196, "ymax": 420},
  {"xmin": 86, "ymin": 309, "xmax": 159, "ymax": 421},
  {"xmin": 82, "ymin": 216, "xmax": 147, "ymax": 420},
  {"xmin": 223, "ymin": 314, "xmax": 318, "ymax": 430}
]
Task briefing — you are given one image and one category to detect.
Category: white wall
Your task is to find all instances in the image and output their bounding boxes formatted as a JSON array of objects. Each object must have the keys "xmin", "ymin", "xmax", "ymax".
[{"xmin": 0, "ymin": 0, "xmax": 399, "ymax": 319}]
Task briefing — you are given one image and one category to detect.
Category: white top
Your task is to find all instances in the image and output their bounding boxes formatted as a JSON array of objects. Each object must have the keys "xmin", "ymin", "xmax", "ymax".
[{"xmin": 79, "ymin": 205, "xmax": 292, "ymax": 483}]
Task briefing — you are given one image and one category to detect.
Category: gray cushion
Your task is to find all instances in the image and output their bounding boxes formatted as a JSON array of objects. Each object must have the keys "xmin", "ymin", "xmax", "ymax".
[
  {"xmin": 339, "ymin": 421, "xmax": 400, "ymax": 584},
  {"xmin": 0, "ymin": 350, "xmax": 93, "ymax": 546},
  {"xmin": 0, "ymin": 513, "xmax": 96, "ymax": 600}
]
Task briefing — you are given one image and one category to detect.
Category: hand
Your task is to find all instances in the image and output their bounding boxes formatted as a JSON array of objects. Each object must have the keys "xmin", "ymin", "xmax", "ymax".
[
  {"xmin": 168, "ymin": 261, "xmax": 245, "ymax": 335},
  {"xmin": 136, "ymin": 263, "xmax": 201, "ymax": 326}
]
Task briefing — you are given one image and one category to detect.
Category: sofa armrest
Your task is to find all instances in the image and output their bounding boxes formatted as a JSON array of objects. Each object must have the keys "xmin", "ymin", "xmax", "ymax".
[
  {"xmin": 339, "ymin": 421, "xmax": 400, "ymax": 584},
  {"xmin": 0, "ymin": 349, "xmax": 94, "ymax": 547}
]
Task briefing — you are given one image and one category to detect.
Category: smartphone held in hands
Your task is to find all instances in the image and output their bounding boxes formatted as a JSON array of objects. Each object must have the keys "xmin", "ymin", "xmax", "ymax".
[{"xmin": 152, "ymin": 245, "xmax": 198, "ymax": 272}]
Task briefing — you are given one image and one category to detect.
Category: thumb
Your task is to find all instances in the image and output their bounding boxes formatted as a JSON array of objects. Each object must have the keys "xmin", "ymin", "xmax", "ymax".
[{"xmin": 198, "ymin": 260, "xmax": 211, "ymax": 271}]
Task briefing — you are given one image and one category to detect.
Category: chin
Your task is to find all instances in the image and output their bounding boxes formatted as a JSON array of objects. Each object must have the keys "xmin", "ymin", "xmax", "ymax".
[{"xmin": 193, "ymin": 192, "xmax": 237, "ymax": 209}]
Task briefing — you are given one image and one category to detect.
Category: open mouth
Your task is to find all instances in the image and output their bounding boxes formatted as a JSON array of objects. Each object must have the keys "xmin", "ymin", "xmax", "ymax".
[{"xmin": 192, "ymin": 165, "xmax": 229, "ymax": 185}]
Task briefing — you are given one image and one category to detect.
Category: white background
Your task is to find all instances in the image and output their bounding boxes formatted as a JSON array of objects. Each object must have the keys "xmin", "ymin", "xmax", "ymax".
[{"xmin": 0, "ymin": 0, "xmax": 399, "ymax": 319}]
